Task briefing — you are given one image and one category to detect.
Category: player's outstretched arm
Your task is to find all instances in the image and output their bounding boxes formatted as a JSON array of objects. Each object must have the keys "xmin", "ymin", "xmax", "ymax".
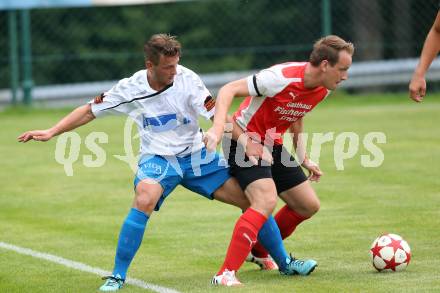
[
  {"xmin": 409, "ymin": 11, "xmax": 440, "ymax": 102},
  {"xmin": 204, "ymin": 78, "xmax": 249, "ymax": 151},
  {"xmin": 18, "ymin": 104, "xmax": 95, "ymax": 143}
]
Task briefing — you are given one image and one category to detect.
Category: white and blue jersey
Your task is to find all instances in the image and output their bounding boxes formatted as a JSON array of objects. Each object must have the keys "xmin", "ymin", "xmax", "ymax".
[
  {"xmin": 90, "ymin": 65, "xmax": 214, "ymax": 157},
  {"xmin": 89, "ymin": 65, "xmax": 230, "ymax": 211}
]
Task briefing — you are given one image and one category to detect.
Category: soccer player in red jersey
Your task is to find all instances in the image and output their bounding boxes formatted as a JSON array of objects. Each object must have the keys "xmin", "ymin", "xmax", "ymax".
[{"xmin": 205, "ymin": 35, "xmax": 354, "ymax": 285}]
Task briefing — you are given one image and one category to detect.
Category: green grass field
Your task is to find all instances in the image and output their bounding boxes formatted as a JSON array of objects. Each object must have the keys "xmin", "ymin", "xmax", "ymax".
[{"xmin": 1, "ymin": 92, "xmax": 440, "ymax": 292}]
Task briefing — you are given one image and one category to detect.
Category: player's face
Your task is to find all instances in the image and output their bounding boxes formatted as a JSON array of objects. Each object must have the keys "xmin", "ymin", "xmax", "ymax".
[
  {"xmin": 322, "ymin": 50, "xmax": 352, "ymax": 90},
  {"xmin": 147, "ymin": 54, "xmax": 179, "ymax": 89}
]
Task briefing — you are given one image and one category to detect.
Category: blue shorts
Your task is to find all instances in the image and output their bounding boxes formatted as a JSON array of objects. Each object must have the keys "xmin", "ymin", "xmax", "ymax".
[{"xmin": 134, "ymin": 147, "xmax": 231, "ymax": 211}]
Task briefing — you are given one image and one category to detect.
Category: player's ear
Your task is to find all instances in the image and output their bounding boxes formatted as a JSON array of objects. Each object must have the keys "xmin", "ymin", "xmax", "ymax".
[
  {"xmin": 320, "ymin": 60, "xmax": 329, "ymax": 72},
  {"xmin": 145, "ymin": 60, "xmax": 153, "ymax": 70}
]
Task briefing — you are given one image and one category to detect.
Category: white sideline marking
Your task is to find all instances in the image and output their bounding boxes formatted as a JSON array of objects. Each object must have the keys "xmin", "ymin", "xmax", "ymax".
[{"xmin": 0, "ymin": 241, "xmax": 181, "ymax": 293}]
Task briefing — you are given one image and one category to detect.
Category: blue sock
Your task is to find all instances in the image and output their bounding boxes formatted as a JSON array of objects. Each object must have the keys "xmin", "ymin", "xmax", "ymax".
[
  {"xmin": 257, "ymin": 215, "xmax": 289, "ymax": 271},
  {"xmin": 112, "ymin": 208, "xmax": 149, "ymax": 279}
]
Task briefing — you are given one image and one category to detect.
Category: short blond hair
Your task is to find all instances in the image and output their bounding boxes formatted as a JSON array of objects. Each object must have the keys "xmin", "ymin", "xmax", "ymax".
[
  {"xmin": 309, "ymin": 35, "xmax": 354, "ymax": 66},
  {"xmin": 144, "ymin": 34, "xmax": 181, "ymax": 65}
]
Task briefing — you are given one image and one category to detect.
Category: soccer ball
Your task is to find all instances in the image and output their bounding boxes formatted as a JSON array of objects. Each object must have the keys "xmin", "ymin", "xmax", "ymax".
[{"xmin": 370, "ymin": 233, "xmax": 411, "ymax": 272}]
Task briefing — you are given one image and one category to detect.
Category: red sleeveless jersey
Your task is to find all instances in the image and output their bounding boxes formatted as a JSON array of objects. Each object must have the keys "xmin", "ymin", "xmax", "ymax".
[{"xmin": 233, "ymin": 62, "xmax": 330, "ymax": 145}]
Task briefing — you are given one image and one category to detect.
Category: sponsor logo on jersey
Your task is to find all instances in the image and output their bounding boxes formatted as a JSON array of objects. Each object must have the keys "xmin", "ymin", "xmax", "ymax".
[
  {"xmin": 289, "ymin": 92, "xmax": 297, "ymax": 100},
  {"xmin": 274, "ymin": 106, "xmax": 307, "ymax": 116},
  {"xmin": 142, "ymin": 113, "xmax": 191, "ymax": 133},
  {"xmin": 204, "ymin": 95, "xmax": 215, "ymax": 111},
  {"xmin": 143, "ymin": 114, "xmax": 178, "ymax": 132},
  {"xmin": 93, "ymin": 92, "xmax": 105, "ymax": 104},
  {"xmin": 286, "ymin": 102, "xmax": 312, "ymax": 109}
]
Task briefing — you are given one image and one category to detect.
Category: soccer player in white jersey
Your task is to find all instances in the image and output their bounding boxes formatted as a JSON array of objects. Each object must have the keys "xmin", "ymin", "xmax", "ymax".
[
  {"xmin": 18, "ymin": 34, "xmax": 306, "ymax": 290},
  {"xmin": 205, "ymin": 35, "xmax": 354, "ymax": 285}
]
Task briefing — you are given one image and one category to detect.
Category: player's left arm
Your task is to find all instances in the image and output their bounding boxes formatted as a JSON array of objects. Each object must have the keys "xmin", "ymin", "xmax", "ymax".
[{"xmin": 290, "ymin": 118, "xmax": 323, "ymax": 182}]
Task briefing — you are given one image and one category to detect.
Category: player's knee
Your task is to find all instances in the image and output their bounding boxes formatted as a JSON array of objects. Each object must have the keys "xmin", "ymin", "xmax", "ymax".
[
  {"xmin": 247, "ymin": 186, "xmax": 278, "ymax": 215},
  {"xmin": 133, "ymin": 194, "xmax": 157, "ymax": 214},
  {"xmin": 265, "ymin": 192, "xmax": 278, "ymax": 211},
  {"xmin": 134, "ymin": 181, "xmax": 162, "ymax": 214},
  {"xmin": 244, "ymin": 179, "xmax": 278, "ymax": 215},
  {"xmin": 310, "ymin": 198, "xmax": 321, "ymax": 215},
  {"xmin": 303, "ymin": 197, "xmax": 320, "ymax": 217},
  {"xmin": 260, "ymin": 189, "xmax": 278, "ymax": 211}
]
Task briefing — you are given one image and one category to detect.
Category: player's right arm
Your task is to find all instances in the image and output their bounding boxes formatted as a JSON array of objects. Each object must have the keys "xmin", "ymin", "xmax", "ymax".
[
  {"xmin": 204, "ymin": 78, "xmax": 249, "ymax": 152},
  {"xmin": 19, "ymin": 75, "xmax": 136, "ymax": 143},
  {"xmin": 17, "ymin": 104, "xmax": 95, "ymax": 142},
  {"xmin": 409, "ymin": 11, "xmax": 440, "ymax": 102}
]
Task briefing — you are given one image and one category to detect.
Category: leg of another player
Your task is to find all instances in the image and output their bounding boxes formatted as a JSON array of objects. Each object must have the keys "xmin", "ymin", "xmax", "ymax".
[
  {"xmin": 249, "ymin": 180, "xmax": 319, "ymax": 276},
  {"xmin": 277, "ymin": 180, "xmax": 320, "ymax": 239},
  {"xmin": 214, "ymin": 179, "xmax": 277, "ymax": 280},
  {"xmin": 213, "ymin": 178, "xmax": 288, "ymax": 271},
  {"xmin": 275, "ymin": 180, "xmax": 320, "ymax": 275},
  {"xmin": 100, "ymin": 179, "xmax": 163, "ymax": 291},
  {"xmin": 254, "ymin": 180, "xmax": 319, "ymax": 258},
  {"xmin": 212, "ymin": 177, "xmax": 250, "ymax": 211}
]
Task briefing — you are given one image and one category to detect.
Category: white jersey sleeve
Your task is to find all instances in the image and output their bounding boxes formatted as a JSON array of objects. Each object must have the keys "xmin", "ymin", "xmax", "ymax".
[
  {"xmin": 89, "ymin": 78, "xmax": 137, "ymax": 118},
  {"xmin": 187, "ymin": 71, "xmax": 214, "ymax": 120},
  {"xmin": 246, "ymin": 63, "xmax": 303, "ymax": 97}
]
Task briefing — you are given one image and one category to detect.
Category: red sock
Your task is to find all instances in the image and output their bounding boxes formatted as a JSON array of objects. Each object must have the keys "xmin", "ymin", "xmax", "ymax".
[
  {"xmin": 217, "ymin": 208, "xmax": 267, "ymax": 275},
  {"xmin": 251, "ymin": 205, "xmax": 309, "ymax": 258}
]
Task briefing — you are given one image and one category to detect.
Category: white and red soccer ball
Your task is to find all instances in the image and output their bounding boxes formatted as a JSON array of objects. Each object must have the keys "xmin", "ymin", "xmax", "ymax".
[{"xmin": 370, "ymin": 233, "xmax": 411, "ymax": 272}]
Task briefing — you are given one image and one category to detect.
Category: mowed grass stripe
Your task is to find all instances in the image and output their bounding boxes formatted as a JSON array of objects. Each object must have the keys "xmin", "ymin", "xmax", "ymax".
[{"xmin": 0, "ymin": 241, "xmax": 181, "ymax": 293}]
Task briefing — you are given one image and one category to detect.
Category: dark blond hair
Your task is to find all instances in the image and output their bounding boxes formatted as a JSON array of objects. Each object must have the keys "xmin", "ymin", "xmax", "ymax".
[
  {"xmin": 144, "ymin": 34, "xmax": 181, "ymax": 65},
  {"xmin": 309, "ymin": 35, "xmax": 354, "ymax": 66}
]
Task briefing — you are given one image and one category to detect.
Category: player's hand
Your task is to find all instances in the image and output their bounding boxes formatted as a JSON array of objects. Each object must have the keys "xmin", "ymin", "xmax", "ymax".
[
  {"xmin": 203, "ymin": 127, "xmax": 222, "ymax": 152},
  {"xmin": 18, "ymin": 129, "xmax": 54, "ymax": 143},
  {"xmin": 302, "ymin": 158, "xmax": 323, "ymax": 182},
  {"xmin": 409, "ymin": 74, "xmax": 426, "ymax": 102},
  {"xmin": 244, "ymin": 139, "xmax": 273, "ymax": 165}
]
